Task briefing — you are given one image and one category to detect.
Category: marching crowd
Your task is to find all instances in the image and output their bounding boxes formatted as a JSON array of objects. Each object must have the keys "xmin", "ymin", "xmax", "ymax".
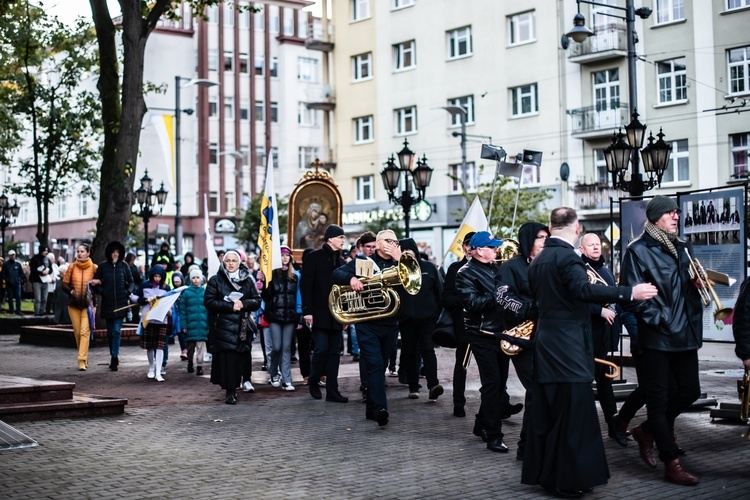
[{"xmin": 4, "ymin": 197, "xmax": 750, "ymax": 498}]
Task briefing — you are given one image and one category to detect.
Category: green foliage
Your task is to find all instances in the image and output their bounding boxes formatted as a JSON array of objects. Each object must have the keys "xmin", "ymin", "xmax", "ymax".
[
  {"xmin": 0, "ymin": 2, "xmax": 101, "ymax": 247},
  {"xmin": 236, "ymin": 192, "xmax": 289, "ymax": 250},
  {"xmin": 449, "ymin": 164, "xmax": 552, "ymax": 239}
]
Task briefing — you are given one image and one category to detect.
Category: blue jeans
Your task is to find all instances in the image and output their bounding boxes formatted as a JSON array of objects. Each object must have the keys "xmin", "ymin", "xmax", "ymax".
[
  {"xmin": 357, "ymin": 323, "xmax": 398, "ymax": 415},
  {"xmin": 107, "ymin": 317, "xmax": 124, "ymax": 358},
  {"xmin": 349, "ymin": 324, "xmax": 359, "ymax": 355},
  {"xmin": 268, "ymin": 322, "xmax": 296, "ymax": 384},
  {"xmin": 6, "ymin": 283, "xmax": 21, "ymax": 314}
]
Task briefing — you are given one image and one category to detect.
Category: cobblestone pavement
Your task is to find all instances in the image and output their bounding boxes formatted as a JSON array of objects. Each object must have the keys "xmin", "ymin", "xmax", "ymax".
[{"xmin": 0, "ymin": 334, "xmax": 748, "ymax": 499}]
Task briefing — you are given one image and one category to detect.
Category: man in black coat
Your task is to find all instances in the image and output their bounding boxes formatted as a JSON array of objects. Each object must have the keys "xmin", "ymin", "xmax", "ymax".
[
  {"xmin": 397, "ymin": 238, "xmax": 444, "ymax": 401},
  {"xmin": 29, "ymin": 245, "xmax": 53, "ymax": 316},
  {"xmin": 332, "ymin": 229, "xmax": 402, "ymax": 425},
  {"xmin": 455, "ymin": 231, "xmax": 510, "ymax": 453},
  {"xmin": 2, "ymin": 250, "xmax": 25, "ymax": 315},
  {"xmin": 92, "ymin": 241, "xmax": 135, "ymax": 371},
  {"xmin": 495, "ymin": 221, "xmax": 548, "ymax": 459},
  {"xmin": 522, "ymin": 207, "xmax": 657, "ymax": 497},
  {"xmin": 731, "ymin": 278, "xmax": 750, "ymax": 370},
  {"xmin": 301, "ymin": 224, "xmax": 349, "ymax": 403},
  {"xmin": 620, "ymin": 195, "xmax": 704, "ymax": 486},
  {"xmin": 151, "ymin": 241, "xmax": 175, "ymax": 272},
  {"xmin": 441, "ymin": 232, "xmax": 475, "ymax": 418}
]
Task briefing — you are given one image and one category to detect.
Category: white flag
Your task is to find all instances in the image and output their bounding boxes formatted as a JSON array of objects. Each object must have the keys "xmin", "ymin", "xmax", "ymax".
[
  {"xmin": 447, "ymin": 197, "xmax": 489, "ymax": 259},
  {"xmin": 204, "ymin": 195, "xmax": 221, "ymax": 279}
]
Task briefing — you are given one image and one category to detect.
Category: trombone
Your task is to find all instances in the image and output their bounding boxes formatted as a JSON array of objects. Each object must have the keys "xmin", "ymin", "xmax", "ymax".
[{"xmin": 684, "ymin": 249, "xmax": 733, "ymax": 320}]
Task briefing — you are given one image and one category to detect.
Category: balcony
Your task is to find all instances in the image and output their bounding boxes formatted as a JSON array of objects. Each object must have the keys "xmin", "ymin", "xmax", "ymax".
[
  {"xmin": 306, "ymin": 85, "xmax": 335, "ymax": 111},
  {"xmin": 573, "ymin": 182, "xmax": 621, "ymax": 211},
  {"xmin": 568, "ymin": 23, "xmax": 627, "ymax": 64},
  {"xmin": 305, "ymin": 20, "xmax": 334, "ymax": 52},
  {"xmin": 568, "ymin": 102, "xmax": 628, "ymax": 139}
]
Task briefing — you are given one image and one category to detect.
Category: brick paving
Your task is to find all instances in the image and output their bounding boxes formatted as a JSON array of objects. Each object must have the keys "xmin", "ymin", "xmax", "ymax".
[{"xmin": 0, "ymin": 333, "xmax": 748, "ymax": 499}]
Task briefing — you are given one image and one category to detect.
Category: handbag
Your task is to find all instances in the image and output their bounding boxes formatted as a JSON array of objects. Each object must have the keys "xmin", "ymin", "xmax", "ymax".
[{"xmin": 432, "ymin": 308, "xmax": 458, "ymax": 348}]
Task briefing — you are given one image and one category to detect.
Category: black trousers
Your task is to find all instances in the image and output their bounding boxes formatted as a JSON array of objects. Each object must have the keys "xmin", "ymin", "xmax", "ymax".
[
  {"xmin": 592, "ymin": 325, "xmax": 617, "ymax": 421},
  {"xmin": 470, "ymin": 335, "xmax": 509, "ymax": 440},
  {"xmin": 640, "ymin": 348, "xmax": 700, "ymax": 463},
  {"xmin": 399, "ymin": 318, "xmax": 439, "ymax": 393},
  {"xmin": 510, "ymin": 349, "xmax": 533, "ymax": 450},
  {"xmin": 452, "ymin": 342, "xmax": 470, "ymax": 407},
  {"xmin": 296, "ymin": 324, "xmax": 311, "ymax": 378},
  {"xmin": 309, "ymin": 327, "xmax": 342, "ymax": 391}
]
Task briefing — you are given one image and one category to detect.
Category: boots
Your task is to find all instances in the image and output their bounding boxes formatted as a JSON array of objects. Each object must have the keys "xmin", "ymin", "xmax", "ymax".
[
  {"xmin": 154, "ymin": 350, "xmax": 165, "ymax": 382},
  {"xmin": 187, "ymin": 360, "xmax": 194, "ymax": 373},
  {"xmin": 632, "ymin": 424, "xmax": 657, "ymax": 468},
  {"xmin": 665, "ymin": 457, "xmax": 699, "ymax": 485},
  {"xmin": 78, "ymin": 360, "xmax": 87, "ymax": 371},
  {"xmin": 109, "ymin": 356, "xmax": 119, "ymax": 372}
]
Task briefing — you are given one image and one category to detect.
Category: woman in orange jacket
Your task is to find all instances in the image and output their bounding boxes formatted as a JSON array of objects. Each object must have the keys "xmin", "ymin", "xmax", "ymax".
[{"xmin": 62, "ymin": 243, "xmax": 98, "ymax": 370}]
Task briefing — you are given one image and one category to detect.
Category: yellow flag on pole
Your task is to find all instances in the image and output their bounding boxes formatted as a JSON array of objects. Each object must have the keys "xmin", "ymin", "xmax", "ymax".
[
  {"xmin": 447, "ymin": 197, "xmax": 489, "ymax": 259},
  {"xmin": 258, "ymin": 151, "xmax": 282, "ymax": 279}
]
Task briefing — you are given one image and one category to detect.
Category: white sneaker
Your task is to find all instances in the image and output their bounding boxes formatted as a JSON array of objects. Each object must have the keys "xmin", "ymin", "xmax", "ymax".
[
  {"xmin": 147, "ymin": 369, "xmax": 155, "ymax": 379},
  {"xmin": 155, "ymin": 374, "xmax": 165, "ymax": 382},
  {"xmin": 270, "ymin": 375, "xmax": 281, "ymax": 388},
  {"xmin": 281, "ymin": 382, "xmax": 295, "ymax": 391},
  {"xmin": 242, "ymin": 381, "xmax": 255, "ymax": 393}
]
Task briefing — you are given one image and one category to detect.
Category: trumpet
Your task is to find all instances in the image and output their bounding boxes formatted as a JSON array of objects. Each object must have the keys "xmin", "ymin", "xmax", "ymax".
[
  {"xmin": 684, "ymin": 249, "xmax": 733, "ymax": 320},
  {"xmin": 328, "ymin": 253, "xmax": 422, "ymax": 324}
]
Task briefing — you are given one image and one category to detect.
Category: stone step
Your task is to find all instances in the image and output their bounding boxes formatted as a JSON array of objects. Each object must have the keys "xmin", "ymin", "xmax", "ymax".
[
  {"xmin": 0, "ymin": 375, "xmax": 74, "ymax": 404},
  {"xmin": 0, "ymin": 394, "xmax": 128, "ymax": 423}
]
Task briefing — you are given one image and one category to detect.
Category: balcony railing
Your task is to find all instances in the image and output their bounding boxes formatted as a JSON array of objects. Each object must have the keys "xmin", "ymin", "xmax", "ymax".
[
  {"xmin": 305, "ymin": 20, "xmax": 334, "ymax": 52},
  {"xmin": 305, "ymin": 85, "xmax": 336, "ymax": 111},
  {"xmin": 569, "ymin": 23, "xmax": 627, "ymax": 61},
  {"xmin": 573, "ymin": 182, "xmax": 621, "ymax": 211},
  {"xmin": 568, "ymin": 102, "xmax": 628, "ymax": 136}
]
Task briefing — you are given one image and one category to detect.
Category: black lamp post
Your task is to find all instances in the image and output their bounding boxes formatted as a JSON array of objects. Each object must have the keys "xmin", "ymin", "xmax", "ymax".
[
  {"xmin": 133, "ymin": 170, "xmax": 168, "ymax": 270},
  {"xmin": 566, "ymin": 0, "xmax": 672, "ymax": 197},
  {"xmin": 380, "ymin": 139, "xmax": 433, "ymax": 238},
  {"xmin": 0, "ymin": 193, "xmax": 20, "ymax": 258}
]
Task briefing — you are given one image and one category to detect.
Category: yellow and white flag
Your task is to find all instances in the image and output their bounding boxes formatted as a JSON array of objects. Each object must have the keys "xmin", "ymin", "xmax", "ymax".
[
  {"xmin": 204, "ymin": 195, "xmax": 221, "ymax": 279},
  {"xmin": 258, "ymin": 151, "xmax": 282, "ymax": 279},
  {"xmin": 447, "ymin": 197, "xmax": 489, "ymax": 259}
]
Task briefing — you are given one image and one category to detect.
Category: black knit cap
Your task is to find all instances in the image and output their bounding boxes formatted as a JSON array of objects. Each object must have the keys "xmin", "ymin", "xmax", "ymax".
[
  {"xmin": 399, "ymin": 238, "xmax": 419, "ymax": 256},
  {"xmin": 646, "ymin": 195, "xmax": 679, "ymax": 223},
  {"xmin": 462, "ymin": 231, "xmax": 477, "ymax": 245},
  {"xmin": 323, "ymin": 224, "xmax": 345, "ymax": 240}
]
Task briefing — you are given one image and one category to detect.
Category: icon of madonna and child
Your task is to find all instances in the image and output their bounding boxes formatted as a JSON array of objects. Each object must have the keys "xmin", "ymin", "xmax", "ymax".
[{"xmin": 294, "ymin": 199, "xmax": 335, "ymax": 250}]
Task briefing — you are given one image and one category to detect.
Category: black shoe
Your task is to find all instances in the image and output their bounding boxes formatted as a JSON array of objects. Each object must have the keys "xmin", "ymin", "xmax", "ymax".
[
  {"xmin": 376, "ymin": 409, "xmax": 389, "ymax": 426},
  {"xmin": 291, "ymin": 355, "xmax": 298, "ymax": 362},
  {"xmin": 500, "ymin": 403, "xmax": 524, "ymax": 419},
  {"xmin": 261, "ymin": 363, "xmax": 268, "ymax": 371},
  {"xmin": 187, "ymin": 362, "xmax": 194, "ymax": 374},
  {"xmin": 352, "ymin": 354, "xmax": 360, "ymax": 362},
  {"xmin": 326, "ymin": 391, "xmax": 349, "ymax": 403},
  {"xmin": 109, "ymin": 356, "xmax": 118, "ymax": 371},
  {"xmin": 453, "ymin": 406, "xmax": 466, "ymax": 417},
  {"xmin": 196, "ymin": 366, "xmax": 203, "ymax": 376},
  {"xmin": 224, "ymin": 393, "xmax": 237, "ymax": 405},
  {"xmin": 487, "ymin": 437, "xmax": 509, "ymax": 453},
  {"xmin": 472, "ymin": 422, "xmax": 489, "ymax": 442},
  {"xmin": 608, "ymin": 416, "xmax": 629, "ymax": 447},
  {"xmin": 309, "ymin": 384, "xmax": 322, "ymax": 400},
  {"xmin": 428, "ymin": 384, "xmax": 444, "ymax": 401},
  {"xmin": 543, "ymin": 486, "xmax": 584, "ymax": 498}
]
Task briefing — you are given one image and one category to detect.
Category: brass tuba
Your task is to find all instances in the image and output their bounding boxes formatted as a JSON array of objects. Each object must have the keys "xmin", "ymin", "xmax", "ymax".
[
  {"xmin": 495, "ymin": 239, "xmax": 520, "ymax": 266},
  {"xmin": 684, "ymin": 249, "xmax": 733, "ymax": 320},
  {"xmin": 499, "ymin": 320, "xmax": 534, "ymax": 356},
  {"xmin": 328, "ymin": 253, "xmax": 422, "ymax": 324}
]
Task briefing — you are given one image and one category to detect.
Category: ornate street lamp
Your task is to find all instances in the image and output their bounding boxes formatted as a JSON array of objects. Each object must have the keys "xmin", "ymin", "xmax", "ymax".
[
  {"xmin": 133, "ymin": 170, "xmax": 168, "ymax": 270},
  {"xmin": 0, "ymin": 193, "xmax": 20, "ymax": 258},
  {"xmin": 380, "ymin": 140, "xmax": 433, "ymax": 237}
]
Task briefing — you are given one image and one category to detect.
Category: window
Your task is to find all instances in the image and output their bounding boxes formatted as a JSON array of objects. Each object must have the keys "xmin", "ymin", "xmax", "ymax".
[
  {"xmin": 298, "ymin": 103, "xmax": 319, "ymax": 127},
  {"xmin": 208, "ymin": 49, "xmax": 218, "ymax": 72},
  {"xmin": 661, "ymin": 139, "xmax": 689, "ymax": 183},
  {"xmin": 240, "ymin": 145, "xmax": 249, "ymax": 166},
  {"xmin": 224, "ymin": 4, "xmax": 234, "ymax": 26},
  {"xmin": 270, "ymin": 57, "xmax": 279, "ymax": 78},
  {"xmin": 393, "ymin": 0, "xmax": 415, "ymax": 9},
  {"xmin": 77, "ymin": 193, "xmax": 88, "ymax": 217},
  {"xmin": 255, "ymin": 100, "xmax": 264, "ymax": 121},
  {"xmin": 255, "ymin": 55, "xmax": 264, "ymax": 76},
  {"xmin": 393, "ymin": 40, "xmax": 416, "ymax": 71},
  {"xmin": 594, "ymin": 149, "xmax": 608, "ymax": 184},
  {"xmin": 728, "ymin": 46, "xmax": 750, "ymax": 94},
  {"xmin": 351, "ymin": 0, "xmax": 371, "ymax": 21},
  {"xmin": 449, "ymin": 162, "xmax": 477, "ymax": 193},
  {"xmin": 283, "ymin": 8, "xmax": 294, "ymax": 35},
  {"xmin": 354, "ymin": 175, "xmax": 374, "ymax": 202},
  {"xmin": 269, "ymin": 6, "xmax": 279, "ymax": 33},
  {"xmin": 508, "ymin": 11, "xmax": 536, "ymax": 45},
  {"xmin": 593, "ymin": 68, "xmax": 620, "ymax": 111},
  {"xmin": 57, "ymin": 197, "xmax": 67, "ymax": 220},
  {"xmin": 207, "ymin": 5, "xmax": 218, "ymax": 24},
  {"xmin": 225, "ymin": 191, "xmax": 235, "ymax": 215},
  {"xmin": 731, "ymin": 132, "xmax": 750, "ymax": 178},
  {"xmin": 19, "ymin": 201, "xmax": 29, "ymax": 224},
  {"xmin": 270, "ymin": 102, "xmax": 278, "ymax": 122},
  {"xmin": 447, "ymin": 95, "xmax": 475, "ymax": 126},
  {"xmin": 270, "ymin": 147, "xmax": 279, "ymax": 168},
  {"xmin": 240, "ymin": 100, "xmax": 249, "ymax": 121},
  {"xmin": 239, "ymin": 5, "xmax": 249, "ymax": 29},
  {"xmin": 352, "ymin": 52, "xmax": 372, "ymax": 81},
  {"xmin": 254, "ymin": 7, "xmax": 264, "ymax": 30},
  {"xmin": 447, "ymin": 26, "xmax": 472, "ymax": 59},
  {"xmin": 208, "ymin": 95, "xmax": 218, "ymax": 117},
  {"xmin": 239, "ymin": 53, "xmax": 249, "ymax": 74},
  {"xmin": 298, "ymin": 15, "xmax": 308, "ymax": 38},
  {"xmin": 657, "ymin": 57, "xmax": 687, "ymax": 104},
  {"xmin": 299, "ymin": 147, "xmax": 319, "ymax": 169},
  {"xmin": 224, "ymin": 51, "xmax": 233, "ymax": 72},
  {"xmin": 655, "ymin": 0, "xmax": 684, "ymax": 23},
  {"xmin": 209, "ymin": 191, "xmax": 219, "ymax": 213},
  {"xmin": 727, "ymin": 0, "xmax": 750, "ymax": 10},
  {"xmin": 209, "ymin": 143, "xmax": 218, "ymax": 165},
  {"xmin": 395, "ymin": 106, "xmax": 417, "ymax": 135},
  {"xmin": 224, "ymin": 96, "xmax": 234, "ymax": 119},
  {"xmin": 298, "ymin": 57, "xmax": 318, "ymax": 82},
  {"xmin": 256, "ymin": 146, "xmax": 266, "ymax": 168},
  {"xmin": 354, "ymin": 115, "xmax": 373, "ymax": 143},
  {"xmin": 510, "ymin": 84, "xmax": 538, "ymax": 117}
]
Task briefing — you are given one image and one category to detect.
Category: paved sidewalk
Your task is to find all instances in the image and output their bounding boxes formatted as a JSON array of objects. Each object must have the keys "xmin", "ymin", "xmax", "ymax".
[{"xmin": 0, "ymin": 335, "xmax": 748, "ymax": 499}]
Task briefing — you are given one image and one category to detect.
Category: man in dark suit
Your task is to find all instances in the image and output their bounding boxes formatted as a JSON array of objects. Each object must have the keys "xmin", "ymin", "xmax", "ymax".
[
  {"xmin": 521, "ymin": 207, "xmax": 657, "ymax": 497},
  {"xmin": 301, "ymin": 224, "xmax": 349, "ymax": 403}
]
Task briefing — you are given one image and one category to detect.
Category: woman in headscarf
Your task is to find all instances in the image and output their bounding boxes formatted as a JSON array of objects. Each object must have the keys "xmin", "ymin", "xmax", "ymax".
[
  {"xmin": 62, "ymin": 243, "xmax": 98, "ymax": 371},
  {"xmin": 204, "ymin": 250, "xmax": 261, "ymax": 404}
]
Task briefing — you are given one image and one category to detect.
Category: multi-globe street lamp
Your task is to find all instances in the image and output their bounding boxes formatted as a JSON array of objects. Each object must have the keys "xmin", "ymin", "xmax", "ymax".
[{"xmin": 133, "ymin": 170, "xmax": 168, "ymax": 271}]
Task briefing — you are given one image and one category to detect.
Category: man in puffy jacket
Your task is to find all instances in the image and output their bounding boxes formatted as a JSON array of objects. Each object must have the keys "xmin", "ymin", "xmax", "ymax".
[{"xmin": 620, "ymin": 196, "xmax": 703, "ymax": 486}]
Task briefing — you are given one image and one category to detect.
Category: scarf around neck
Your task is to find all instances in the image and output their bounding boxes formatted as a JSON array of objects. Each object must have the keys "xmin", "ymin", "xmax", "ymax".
[{"xmin": 644, "ymin": 221, "xmax": 679, "ymax": 260}]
